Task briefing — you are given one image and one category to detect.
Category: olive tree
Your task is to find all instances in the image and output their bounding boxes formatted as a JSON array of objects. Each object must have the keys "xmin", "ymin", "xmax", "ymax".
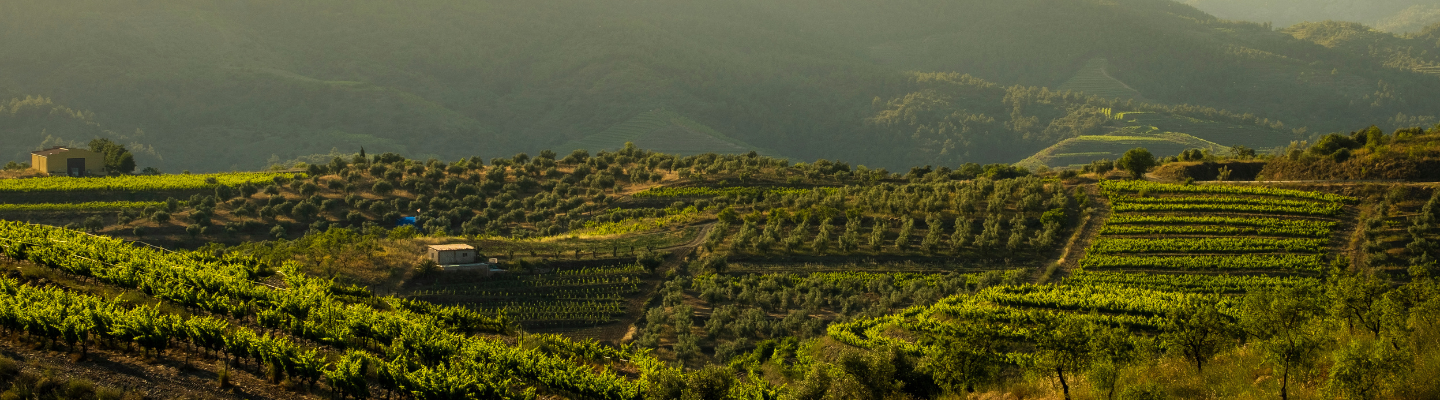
[
  {"xmin": 1242, "ymin": 284, "xmax": 1328, "ymax": 400},
  {"xmin": 1116, "ymin": 147, "xmax": 1157, "ymax": 179}
]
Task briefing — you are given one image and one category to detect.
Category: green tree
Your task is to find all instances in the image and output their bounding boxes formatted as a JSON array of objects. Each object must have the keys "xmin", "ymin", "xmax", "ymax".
[
  {"xmin": 1329, "ymin": 270, "xmax": 1395, "ymax": 337},
  {"xmin": 643, "ymin": 367, "xmax": 686, "ymax": 400},
  {"xmin": 1116, "ymin": 147, "xmax": 1157, "ymax": 179},
  {"xmin": 88, "ymin": 138, "xmax": 136, "ymax": 175},
  {"xmin": 372, "ymin": 180, "xmax": 395, "ymax": 195},
  {"xmin": 1033, "ymin": 318, "xmax": 1093, "ymax": 400},
  {"xmin": 82, "ymin": 215, "xmax": 105, "ymax": 232},
  {"xmin": 921, "ymin": 323, "xmax": 1005, "ymax": 394},
  {"xmin": 1230, "ymin": 145, "xmax": 1256, "ymax": 159},
  {"xmin": 1242, "ymin": 284, "xmax": 1328, "ymax": 400},
  {"xmin": 1324, "ymin": 338, "xmax": 1407, "ymax": 400},
  {"xmin": 718, "ymin": 206, "xmax": 740, "ymax": 224},
  {"xmin": 1163, "ymin": 298, "xmax": 1237, "ymax": 373},
  {"xmin": 1088, "ymin": 324, "xmax": 1138, "ymax": 400}
]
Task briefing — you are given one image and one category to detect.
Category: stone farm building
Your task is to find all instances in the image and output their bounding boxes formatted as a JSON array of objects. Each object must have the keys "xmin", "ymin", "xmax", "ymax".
[{"xmin": 31, "ymin": 147, "xmax": 104, "ymax": 177}]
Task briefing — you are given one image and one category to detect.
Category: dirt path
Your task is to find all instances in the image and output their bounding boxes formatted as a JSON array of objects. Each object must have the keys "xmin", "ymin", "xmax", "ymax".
[
  {"xmin": 1036, "ymin": 184, "xmax": 1109, "ymax": 283},
  {"xmin": 556, "ymin": 222, "xmax": 715, "ymax": 343}
]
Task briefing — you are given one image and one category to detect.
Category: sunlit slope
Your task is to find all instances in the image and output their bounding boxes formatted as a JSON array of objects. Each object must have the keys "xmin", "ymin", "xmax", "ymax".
[
  {"xmin": 1056, "ymin": 58, "xmax": 1146, "ymax": 101},
  {"xmin": 1016, "ymin": 130, "xmax": 1223, "ymax": 170},
  {"xmin": 1016, "ymin": 111, "xmax": 1297, "ymax": 170},
  {"xmin": 829, "ymin": 181, "xmax": 1355, "ymax": 361}
]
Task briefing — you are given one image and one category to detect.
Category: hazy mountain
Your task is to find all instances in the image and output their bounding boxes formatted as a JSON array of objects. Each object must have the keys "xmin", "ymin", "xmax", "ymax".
[
  {"xmin": 1183, "ymin": 0, "xmax": 1440, "ymax": 33},
  {"xmin": 5, "ymin": 0, "xmax": 1440, "ymax": 171}
]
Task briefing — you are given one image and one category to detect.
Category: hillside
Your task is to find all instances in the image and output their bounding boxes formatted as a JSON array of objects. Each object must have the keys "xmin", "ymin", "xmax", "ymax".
[
  {"xmin": 1, "ymin": 144, "xmax": 1439, "ymax": 399},
  {"xmin": 7, "ymin": 0, "xmax": 1440, "ymax": 171},
  {"xmin": 557, "ymin": 110, "xmax": 780, "ymax": 158},
  {"xmin": 1260, "ymin": 124, "xmax": 1440, "ymax": 180},
  {"xmin": 1184, "ymin": 0, "xmax": 1440, "ymax": 33}
]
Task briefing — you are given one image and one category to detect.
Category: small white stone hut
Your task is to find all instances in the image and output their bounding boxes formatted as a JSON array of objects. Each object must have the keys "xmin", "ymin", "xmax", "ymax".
[{"xmin": 427, "ymin": 244, "xmax": 476, "ymax": 265}]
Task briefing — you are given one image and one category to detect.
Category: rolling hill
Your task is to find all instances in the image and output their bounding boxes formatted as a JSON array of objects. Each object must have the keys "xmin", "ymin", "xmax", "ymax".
[
  {"xmin": 1055, "ymin": 58, "xmax": 1147, "ymax": 101},
  {"xmin": 5, "ymin": 0, "xmax": 1440, "ymax": 172},
  {"xmin": 1184, "ymin": 0, "xmax": 1440, "ymax": 33}
]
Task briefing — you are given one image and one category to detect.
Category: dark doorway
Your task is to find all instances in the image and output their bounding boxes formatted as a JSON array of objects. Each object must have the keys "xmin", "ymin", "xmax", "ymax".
[{"xmin": 67, "ymin": 158, "xmax": 85, "ymax": 177}]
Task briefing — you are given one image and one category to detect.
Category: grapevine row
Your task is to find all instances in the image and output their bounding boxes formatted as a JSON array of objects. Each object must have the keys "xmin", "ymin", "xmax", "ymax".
[
  {"xmin": 1111, "ymin": 202, "xmax": 1342, "ymax": 216},
  {"xmin": 1099, "ymin": 180, "xmax": 1355, "ymax": 203},
  {"xmin": 0, "ymin": 276, "xmax": 526, "ymax": 399},
  {"xmin": 1106, "ymin": 215, "xmax": 1335, "ymax": 230},
  {"xmin": 0, "ymin": 201, "xmax": 165, "ymax": 212},
  {"xmin": 0, "ymin": 172, "xmax": 300, "ymax": 193},
  {"xmin": 1078, "ymin": 253, "xmax": 1327, "ymax": 271},
  {"xmin": 976, "ymin": 284, "xmax": 1231, "ymax": 317},
  {"xmin": 1113, "ymin": 195, "xmax": 1333, "ymax": 208},
  {"xmin": 1063, "ymin": 271, "xmax": 1319, "ymax": 293},
  {"xmin": 1088, "ymin": 237, "xmax": 1329, "ymax": 254},
  {"xmin": 0, "ymin": 220, "xmax": 653, "ymax": 400},
  {"xmin": 1099, "ymin": 224, "xmax": 1330, "ymax": 238}
]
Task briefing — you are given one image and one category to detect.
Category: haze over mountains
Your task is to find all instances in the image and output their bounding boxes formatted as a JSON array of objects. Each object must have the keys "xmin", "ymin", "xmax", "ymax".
[
  {"xmin": 6, "ymin": 0, "xmax": 1440, "ymax": 172},
  {"xmin": 1184, "ymin": 0, "xmax": 1440, "ymax": 33}
]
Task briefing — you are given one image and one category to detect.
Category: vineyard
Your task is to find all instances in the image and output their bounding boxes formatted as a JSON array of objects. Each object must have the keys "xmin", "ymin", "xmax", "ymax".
[
  {"xmin": 0, "ymin": 172, "xmax": 299, "ymax": 193},
  {"xmin": 407, "ymin": 263, "xmax": 649, "ymax": 328},
  {"xmin": 0, "ymin": 220, "xmax": 676, "ymax": 400},
  {"xmin": 636, "ymin": 267, "xmax": 1028, "ymax": 366},
  {"xmin": 4, "ymin": 144, "xmax": 1439, "ymax": 399},
  {"xmin": 0, "ymin": 200, "xmax": 165, "ymax": 212},
  {"xmin": 826, "ymin": 180, "xmax": 1350, "ymax": 374}
]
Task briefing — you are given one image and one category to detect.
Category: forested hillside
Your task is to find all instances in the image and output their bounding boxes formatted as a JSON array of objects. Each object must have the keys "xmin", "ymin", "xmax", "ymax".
[{"xmin": 5, "ymin": 0, "xmax": 1440, "ymax": 172}]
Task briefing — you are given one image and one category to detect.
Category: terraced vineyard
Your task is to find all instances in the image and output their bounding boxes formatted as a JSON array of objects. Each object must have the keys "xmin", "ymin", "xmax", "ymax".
[
  {"xmin": 1014, "ymin": 129, "xmax": 1224, "ymax": 170},
  {"xmin": 1055, "ymin": 57, "xmax": 1144, "ymax": 100},
  {"xmin": 1120, "ymin": 112, "xmax": 1295, "ymax": 151},
  {"xmin": 827, "ymin": 180, "xmax": 1353, "ymax": 363},
  {"xmin": 1080, "ymin": 180, "xmax": 1351, "ymax": 274}
]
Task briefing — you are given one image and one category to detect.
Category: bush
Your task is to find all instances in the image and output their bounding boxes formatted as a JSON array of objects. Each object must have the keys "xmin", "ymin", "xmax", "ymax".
[
  {"xmin": 1332, "ymin": 148, "xmax": 1351, "ymax": 163},
  {"xmin": 637, "ymin": 251, "xmax": 667, "ymax": 271},
  {"xmin": 414, "ymin": 259, "xmax": 441, "ymax": 277},
  {"xmin": 681, "ymin": 365, "xmax": 735, "ymax": 400}
]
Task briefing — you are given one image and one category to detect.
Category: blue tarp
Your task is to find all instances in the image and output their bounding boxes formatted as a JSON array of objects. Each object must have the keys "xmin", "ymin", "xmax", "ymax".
[{"xmin": 397, "ymin": 216, "xmax": 416, "ymax": 226}]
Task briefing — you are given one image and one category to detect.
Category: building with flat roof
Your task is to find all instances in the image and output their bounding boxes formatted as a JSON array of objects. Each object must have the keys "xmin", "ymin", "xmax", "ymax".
[
  {"xmin": 427, "ymin": 244, "xmax": 477, "ymax": 265},
  {"xmin": 30, "ymin": 147, "xmax": 104, "ymax": 177}
]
